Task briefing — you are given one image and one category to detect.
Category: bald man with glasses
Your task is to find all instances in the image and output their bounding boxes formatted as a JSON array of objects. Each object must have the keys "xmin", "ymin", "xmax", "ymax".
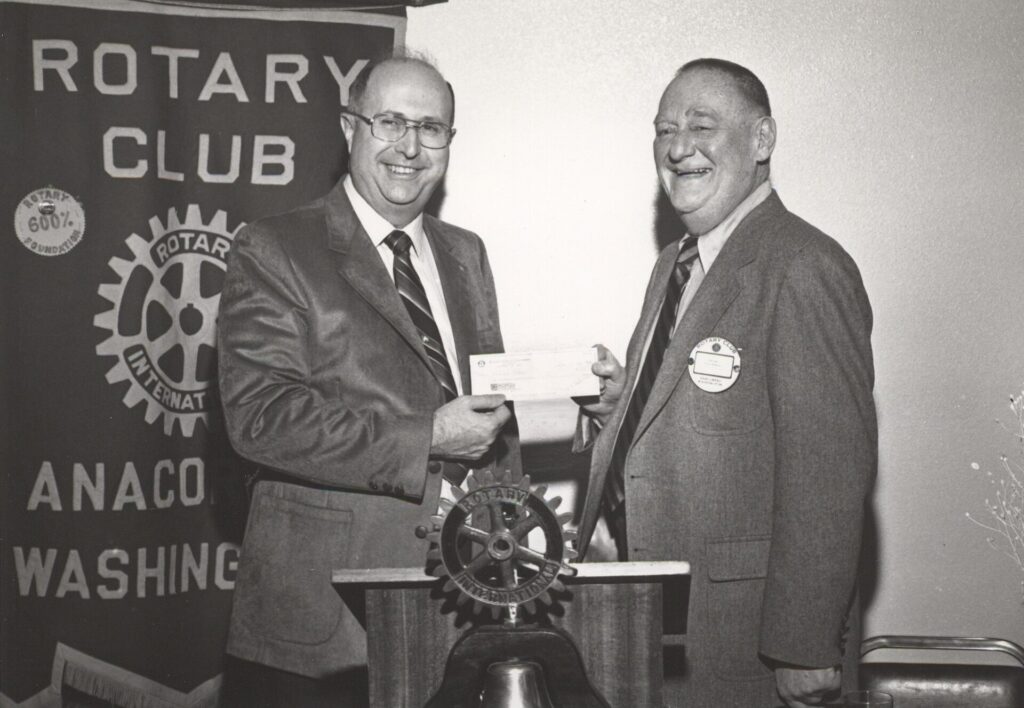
[{"xmin": 218, "ymin": 53, "xmax": 520, "ymax": 706}]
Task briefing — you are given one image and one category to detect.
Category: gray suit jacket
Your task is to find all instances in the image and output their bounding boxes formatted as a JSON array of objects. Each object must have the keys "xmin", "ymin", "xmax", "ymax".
[
  {"xmin": 578, "ymin": 192, "xmax": 876, "ymax": 705},
  {"xmin": 218, "ymin": 178, "xmax": 519, "ymax": 677}
]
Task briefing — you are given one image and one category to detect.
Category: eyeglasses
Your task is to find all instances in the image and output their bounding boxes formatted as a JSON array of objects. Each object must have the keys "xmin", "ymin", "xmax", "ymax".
[{"xmin": 344, "ymin": 111, "xmax": 456, "ymax": 149}]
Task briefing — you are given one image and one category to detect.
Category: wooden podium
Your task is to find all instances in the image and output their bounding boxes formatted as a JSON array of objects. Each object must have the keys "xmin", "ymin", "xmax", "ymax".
[{"xmin": 333, "ymin": 561, "xmax": 689, "ymax": 707}]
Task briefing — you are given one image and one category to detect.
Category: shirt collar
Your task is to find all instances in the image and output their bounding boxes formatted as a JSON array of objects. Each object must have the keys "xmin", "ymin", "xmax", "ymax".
[
  {"xmin": 690, "ymin": 179, "xmax": 772, "ymax": 271},
  {"xmin": 344, "ymin": 175, "xmax": 427, "ymax": 253}
]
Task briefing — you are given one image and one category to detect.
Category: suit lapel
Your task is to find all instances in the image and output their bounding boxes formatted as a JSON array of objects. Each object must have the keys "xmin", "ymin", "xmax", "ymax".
[
  {"xmin": 426, "ymin": 220, "xmax": 477, "ymax": 394},
  {"xmin": 631, "ymin": 192, "xmax": 781, "ymax": 444},
  {"xmin": 598, "ymin": 245, "xmax": 679, "ymax": 453},
  {"xmin": 579, "ymin": 244, "xmax": 680, "ymax": 552},
  {"xmin": 326, "ymin": 181, "xmax": 435, "ymax": 377}
]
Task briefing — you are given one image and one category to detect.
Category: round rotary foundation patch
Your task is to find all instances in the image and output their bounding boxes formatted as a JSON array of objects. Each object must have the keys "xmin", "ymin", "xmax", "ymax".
[{"xmin": 14, "ymin": 187, "xmax": 85, "ymax": 256}]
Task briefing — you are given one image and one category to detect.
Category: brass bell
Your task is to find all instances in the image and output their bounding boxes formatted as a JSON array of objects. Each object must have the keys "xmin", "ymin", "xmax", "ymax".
[{"xmin": 478, "ymin": 659, "xmax": 554, "ymax": 708}]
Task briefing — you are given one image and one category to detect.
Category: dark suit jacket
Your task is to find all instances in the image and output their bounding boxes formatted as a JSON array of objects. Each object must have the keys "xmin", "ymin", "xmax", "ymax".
[
  {"xmin": 217, "ymin": 178, "xmax": 519, "ymax": 677},
  {"xmin": 577, "ymin": 192, "xmax": 877, "ymax": 706}
]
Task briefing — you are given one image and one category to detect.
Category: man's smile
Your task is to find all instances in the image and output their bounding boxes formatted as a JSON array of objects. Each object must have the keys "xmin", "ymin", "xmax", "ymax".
[
  {"xmin": 384, "ymin": 164, "xmax": 420, "ymax": 176},
  {"xmin": 671, "ymin": 166, "xmax": 713, "ymax": 177}
]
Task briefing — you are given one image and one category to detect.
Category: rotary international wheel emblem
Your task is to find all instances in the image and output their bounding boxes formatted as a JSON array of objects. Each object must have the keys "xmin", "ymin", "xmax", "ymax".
[
  {"xmin": 427, "ymin": 469, "xmax": 578, "ymax": 618},
  {"xmin": 94, "ymin": 205, "xmax": 243, "ymax": 436}
]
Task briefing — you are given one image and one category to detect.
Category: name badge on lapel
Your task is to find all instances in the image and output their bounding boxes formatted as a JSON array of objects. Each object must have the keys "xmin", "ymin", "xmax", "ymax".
[{"xmin": 688, "ymin": 337, "xmax": 741, "ymax": 393}]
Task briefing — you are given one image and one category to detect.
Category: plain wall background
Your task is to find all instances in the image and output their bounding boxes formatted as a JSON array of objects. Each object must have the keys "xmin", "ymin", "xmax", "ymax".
[{"xmin": 406, "ymin": 0, "xmax": 1024, "ymax": 653}]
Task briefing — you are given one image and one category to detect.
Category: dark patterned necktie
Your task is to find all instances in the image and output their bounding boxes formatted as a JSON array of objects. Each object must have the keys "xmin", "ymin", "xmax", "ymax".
[
  {"xmin": 385, "ymin": 230, "xmax": 467, "ymax": 487},
  {"xmin": 384, "ymin": 230, "xmax": 459, "ymax": 401},
  {"xmin": 603, "ymin": 236, "xmax": 701, "ymax": 517}
]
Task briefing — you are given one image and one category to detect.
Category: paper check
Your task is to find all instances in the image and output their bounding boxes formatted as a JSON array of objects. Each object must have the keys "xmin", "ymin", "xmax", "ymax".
[{"xmin": 469, "ymin": 347, "xmax": 600, "ymax": 401}]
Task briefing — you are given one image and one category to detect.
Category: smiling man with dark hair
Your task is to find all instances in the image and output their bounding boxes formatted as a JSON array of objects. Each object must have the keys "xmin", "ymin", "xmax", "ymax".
[{"xmin": 577, "ymin": 59, "xmax": 877, "ymax": 707}]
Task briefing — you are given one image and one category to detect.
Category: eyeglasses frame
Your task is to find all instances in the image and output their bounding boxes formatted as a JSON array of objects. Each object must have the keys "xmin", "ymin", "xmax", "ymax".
[{"xmin": 343, "ymin": 110, "xmax": 456, "ymax": 149}]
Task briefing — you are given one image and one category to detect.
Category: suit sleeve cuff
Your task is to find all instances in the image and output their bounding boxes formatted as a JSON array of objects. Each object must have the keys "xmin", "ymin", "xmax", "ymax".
[
  {"xmin": 388, "ymin": 413, "xmax": 435, "ymax": 502},
  {"xmin": 572, "ymin": 409, "xmax": 603, "ymax": 454}
]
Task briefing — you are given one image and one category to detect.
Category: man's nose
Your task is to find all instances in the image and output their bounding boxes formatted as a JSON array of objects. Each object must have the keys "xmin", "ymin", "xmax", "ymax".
[
  {"xmin": 395, "ymin": 126, "xmax": 422, "ymax": 158},
  {"xmin": 667, "ymin": 130, "xmax": 695, "ymax": 162}
]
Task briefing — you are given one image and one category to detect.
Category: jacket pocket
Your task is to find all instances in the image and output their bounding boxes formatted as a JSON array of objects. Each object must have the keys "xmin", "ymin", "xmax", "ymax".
[
  {"xmin": 705, "ymin": 535, "xmax": 774, "ymax": 681},
  {"xmin": 687, "ymin": 363, "xmax": 769, "ymax": 436},
  {"xmin": 239, "ymin": 489, "xmax": 353, "ymax": 645}
]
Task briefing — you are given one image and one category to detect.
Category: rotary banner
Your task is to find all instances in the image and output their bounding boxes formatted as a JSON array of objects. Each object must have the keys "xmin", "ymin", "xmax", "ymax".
[{"xmin": 0, "ymin": 1, "xmax": 403, "ymax": 705}]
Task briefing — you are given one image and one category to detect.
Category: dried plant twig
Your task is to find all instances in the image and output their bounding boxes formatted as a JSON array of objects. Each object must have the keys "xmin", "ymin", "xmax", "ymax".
[{"xmin": 967, "ymin": 388, "xmax": 1024, "ymax": 600}]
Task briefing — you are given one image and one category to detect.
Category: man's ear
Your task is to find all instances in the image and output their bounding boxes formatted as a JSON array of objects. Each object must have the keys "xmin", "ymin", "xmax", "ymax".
[
  {"xmin": 340, "ymin": 112, "xmax": 356, "ymax": 147},
  {"xmin": 753, "ymin": 116, "xmax": 777, "ymax": 163}
]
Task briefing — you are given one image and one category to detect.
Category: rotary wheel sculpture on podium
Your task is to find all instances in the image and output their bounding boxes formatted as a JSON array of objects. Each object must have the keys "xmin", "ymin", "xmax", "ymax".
[{"xmin": 424, "ymin": 469, "xmax": 610, "ymax": 708}]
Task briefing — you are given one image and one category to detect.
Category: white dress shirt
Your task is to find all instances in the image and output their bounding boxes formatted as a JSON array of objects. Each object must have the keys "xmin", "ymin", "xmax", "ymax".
[{"xmin": 344, "ymin": 176, "xmax": 463, "ymax": 394}]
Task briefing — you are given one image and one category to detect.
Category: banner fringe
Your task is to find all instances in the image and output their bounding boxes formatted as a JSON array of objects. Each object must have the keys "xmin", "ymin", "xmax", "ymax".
[{"xmin": 62, "ymin": 664, "xmax": 217, "ymax": 708}]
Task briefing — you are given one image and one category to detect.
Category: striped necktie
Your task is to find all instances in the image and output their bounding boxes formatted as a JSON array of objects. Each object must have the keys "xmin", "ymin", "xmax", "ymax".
[
  {"xmin": 384, "ymin": 230, "xmax": 459, "ymax": 402},
  {"xmin": 603, "ymin": 236, "xmax": 701, "ymax": 519}
]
